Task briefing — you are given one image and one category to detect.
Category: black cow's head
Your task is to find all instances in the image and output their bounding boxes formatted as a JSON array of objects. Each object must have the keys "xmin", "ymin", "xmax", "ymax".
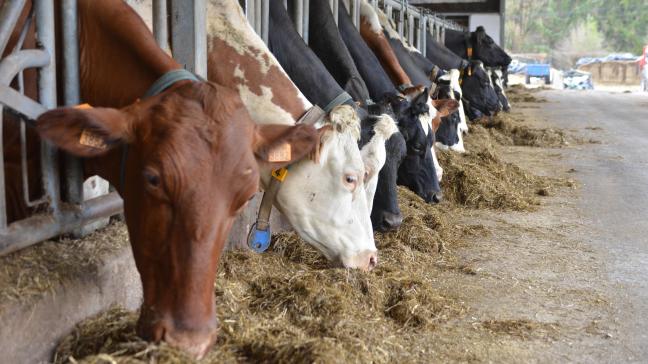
[
  {"xmin": 461, "ymin": 61, "xmax": 500, "ymax": 120},
  {"xmin": 392, "ymin": 90, "xmax": 441, "ymax": 203},
  {"xmin": 472, "ymin": 26, "xmax": 512, "ymax": 68},
  {"xmin": 371, "ymin": 131, "xmax": 406, "ymax": 231},
  {"xmin": 490, "ymin": 69, "xmax": 511, "ymax": 112},
  {"xmin": 434, "ymin": 82, "xmax": 461, "ymax": 148}
]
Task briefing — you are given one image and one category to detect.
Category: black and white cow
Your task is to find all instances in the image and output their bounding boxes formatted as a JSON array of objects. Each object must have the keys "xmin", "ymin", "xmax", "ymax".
[
  {"xmin": 336, "ymin": 1, "xmax": 444, "ymax": 227},
  {"xmin": 489, "ymin": 68, "xmax": 511, "ymax": 112},
  {"xmin": 444, "ymin": 26, "xmax": 512, "ymax": 69},
  {"xmin": 306, "ymin": 0, "xmax": 371, "ymax": 104},
  {"xmin": 425, "ymin": 35, "xmax": 501, "ymax": 122}
]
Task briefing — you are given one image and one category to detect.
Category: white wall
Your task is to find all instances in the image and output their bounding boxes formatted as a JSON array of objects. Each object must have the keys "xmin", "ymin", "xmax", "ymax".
[{"xmin": 469, "ymin": 13, "xmax": 501, "ymax": 45}]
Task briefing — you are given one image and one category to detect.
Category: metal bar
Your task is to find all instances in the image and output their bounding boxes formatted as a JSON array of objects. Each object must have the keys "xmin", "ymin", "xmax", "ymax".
[
  {"xmin": 420, "ymin": 15, "xmax": 426, "ymax": 57},
  {"xmin": 169, "ymin": 0, "xmax": 207, "ymax": 78},
  {"xmin": 61, "ymin": 0, "xmax": 84, "ymax": 227},
  {"xmin": 332, "ymin": 0, "xmax": 338, "ymax": 25},
  {"xmin": 293, "ymin": 0, "xmax": 303, "ymax": 37},
  {"xmin": 0, "ymin": 192, "xmax": 124, "ymax": 257},
  {"xmin": 350, "ymin": 0, "xmax": 360, "ymax": 29},
  {"xmin": 0, "ymin": 108, "xmax": 5, "ymax": 230},
  {"xmin": 254, "ymin": 0, "xmax": 261, "ymax": 35},
  {"xmin": 302, "ymin": 0, "xmax": 309, "ymax": 44},
  {"xmin": 0, "ymin": 0, "xmax": 27, "ymax": 56},
  {"xmin": 0, "ymin": 84, "xmax": 48, "ymax": 120},
  {"xmin": 153, "ymin": 0, "xmax": 168, "ymax": 49},
  {"xmin": 397, "ymin": 7, "xmax": 403, "ymax": 37},
  {"xmin": 386, "ymin": 5, "xmax": 392, "ymax": 23},
  {"xmin": 407, "ymin": 12, "xmax": 414, "ymax": 46},
  {"xmin": 261, "ymin": 0, "xmax": 269, "ymax": 44},
  {"xmin": 35, "ymin": 0, "xmax": 61, "ymax": 220},
  {"xmin": 0, "ymin": 49, "xmax": 50, "ymax": 85}
]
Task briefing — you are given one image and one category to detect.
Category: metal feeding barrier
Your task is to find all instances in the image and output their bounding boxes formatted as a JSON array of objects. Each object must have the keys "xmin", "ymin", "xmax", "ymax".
[
  {"xmin": 0, "ymin": 0, "xmax": 207, "ymax": 257},
  {"xmin": 0, "ymin": 0, "xmax": 463, "ymax": 257}
]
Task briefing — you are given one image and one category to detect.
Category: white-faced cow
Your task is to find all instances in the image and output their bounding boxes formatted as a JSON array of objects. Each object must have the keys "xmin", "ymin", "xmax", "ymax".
[{"xmin": 205, "ymin": 0, "xmax": 389, "ymax": 270}]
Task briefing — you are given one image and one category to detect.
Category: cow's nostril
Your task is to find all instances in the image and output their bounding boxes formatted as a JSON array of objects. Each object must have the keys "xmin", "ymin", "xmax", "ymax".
[
  {"xmin": 383, "ymin": 212, "xmax": 403, "ymax": 230},
  {"xmin": 368, "ymin": 255, "xmax": 378, "ymax": 270}
]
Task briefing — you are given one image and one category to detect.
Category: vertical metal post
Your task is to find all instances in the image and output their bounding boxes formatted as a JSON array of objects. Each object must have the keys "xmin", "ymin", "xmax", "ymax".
[
  {"xmin": 420, "ymin": 15, "xmax": 426, "ymax": 56},
  {"xmin": 293, "ymin": 0, "xmax": 303, "ymax": 37},
  {"xmin": 397, "ymin": 6, "xmax": 403, "ymax": 37},
  {"xmin": 34, "ymin": 0, "xmax": 60, "ymax": 217},
  {"xmin": 0, "ymin": 109, "xmax": 5, "ymax": 230},
  {"xmin": 153, "ymin": 0, "xmax": 168, "ymax": 49},
  {"xmin": 407, "ymin": 13, "xmax": 414, "ymax": 46},
  {"xmin": 302, "ymin": 0, "xmax": 310, "ymax": 44},
  {"xmin": 170, "ymin": 0, "xmax": 207, "ymax": 78},
  {"xmin": 61, "ymin": 0, "xmax": 84, "ymax": 226},
  {"xmin": 352, "ymin": 0, "xmax": 360, "ymax": 29},
  {"xmin": 386, "ymin": 5, "xmax": 392, "ymax": 24},
  {"xmin": 0, "ymin": 0, "xmax": 27, "ymax": 56},
  {"xmin": 440, "ymin": 25, "xmax": 446, "ymax": 44},
  {"xmin": 254, "ymin": 0, "xmax": 261, "ymax": 35},
  {"xmin": 261, "ymin": 0, "xmax": 269, "ymax": 44}
]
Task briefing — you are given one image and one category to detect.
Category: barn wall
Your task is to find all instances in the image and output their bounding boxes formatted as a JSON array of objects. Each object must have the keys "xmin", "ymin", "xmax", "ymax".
[{"xmin": 469, "ymin": 13, "xmax": 501, "ymax": 45}]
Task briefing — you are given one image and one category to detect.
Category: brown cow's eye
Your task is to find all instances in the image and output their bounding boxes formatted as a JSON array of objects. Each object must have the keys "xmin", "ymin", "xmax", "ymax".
[{"xmin": 143, "ymin": 168, "xmax": 161, "ymax": 188}]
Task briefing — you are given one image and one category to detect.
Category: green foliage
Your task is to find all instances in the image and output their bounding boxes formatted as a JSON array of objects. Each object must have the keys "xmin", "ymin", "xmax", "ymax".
[
  {"xmin": 506, "ymin": 0, "xmax": 648, "ymax": 54},
  {"xmin": 591, "ymin": 0, "xmax": 648, "ymax": 53}
]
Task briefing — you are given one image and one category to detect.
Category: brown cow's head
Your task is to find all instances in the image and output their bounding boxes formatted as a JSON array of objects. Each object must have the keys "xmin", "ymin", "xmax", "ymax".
[{"xmin": 36, "ymin": 82, "xmax": 317, "ymax": 358}]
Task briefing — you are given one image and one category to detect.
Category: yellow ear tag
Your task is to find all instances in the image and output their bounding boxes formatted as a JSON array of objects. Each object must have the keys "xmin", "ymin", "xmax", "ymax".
[
  {"xmin": 79, "ymin": 129, "xmax": 108, "ymax": 150},
  {"xmin": 467, "ymin": 47, "xmax": 473, "ymax": 58},
  {"xmin": 468, "ymin": 67, "xmax": 473, "ymax": 76},
  {"xmin": 271, "ymin": 168, "xmax": 289, "ymax": 182},
  {"xmin": 267, "ymin": 143, "xmax": 292, "ymax": 163}
]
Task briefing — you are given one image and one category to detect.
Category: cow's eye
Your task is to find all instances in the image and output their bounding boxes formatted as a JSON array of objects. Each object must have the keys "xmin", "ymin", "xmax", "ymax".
[
  {"xmin": 143, "ymin": 168, "xmax": 161, "ymax": 188},
  {"xmin": 343, "ymin": 173, "xmax": 358, "ymax": 191}
]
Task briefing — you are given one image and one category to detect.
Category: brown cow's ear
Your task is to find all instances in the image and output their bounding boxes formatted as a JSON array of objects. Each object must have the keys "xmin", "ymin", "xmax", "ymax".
[
  {"xmin": 36, "ymin": 107, "xmax": 133, "ymax": 157},
  {"xmin": 432, "ymin": 99, "xmax": 460, "ymax": 118},
  {"xmin": 253, "ymin": 124, "xmax": 318, "ymax": 169}
]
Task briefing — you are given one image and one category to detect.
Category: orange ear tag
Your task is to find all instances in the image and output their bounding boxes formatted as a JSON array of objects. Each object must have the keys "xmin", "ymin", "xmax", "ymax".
[
  {"xmin": 74, "ymin": 103, "xmax": 93, "ymax": 110},
  {"xmin": 271, "ymin": 168, "xmax": 289, "ymax": 182},
  {"xmin": 467, "ymin": 47, "xmax": 473, "ymax": 58},
  {"xmin": 79, "ymin": 129, "xmax": 108, "ymax": 150},
  {"xmin": 267, "ymin": 143, "xmax": 292, "ymax": 162}
]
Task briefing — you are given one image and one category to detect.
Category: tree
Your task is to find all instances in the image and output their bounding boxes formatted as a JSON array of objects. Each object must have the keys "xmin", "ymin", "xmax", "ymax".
[{"xmin": 592, "ymin": 0, "xmax": 648, "ymax": 54}]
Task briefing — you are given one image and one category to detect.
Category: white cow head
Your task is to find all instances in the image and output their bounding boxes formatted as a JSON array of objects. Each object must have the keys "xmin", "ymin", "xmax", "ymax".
[{"xmin": 274, "ymin": 105, "xmax": 378, "ymax": 270}]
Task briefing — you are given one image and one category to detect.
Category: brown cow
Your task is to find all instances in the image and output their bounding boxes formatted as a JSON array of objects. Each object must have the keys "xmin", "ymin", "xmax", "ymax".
[{"xmin": 2, "ymin": 0, "xmax": 317, "ymax": 358}]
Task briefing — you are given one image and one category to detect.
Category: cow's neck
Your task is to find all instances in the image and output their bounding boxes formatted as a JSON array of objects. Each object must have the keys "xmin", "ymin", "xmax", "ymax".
[
  {"xmin": 77, "ymin": 0, "xmax": 180, "ymax": 107},
  {"xmin": 74, "ymin": 0, "xmax": 180, "ymax": 189}
]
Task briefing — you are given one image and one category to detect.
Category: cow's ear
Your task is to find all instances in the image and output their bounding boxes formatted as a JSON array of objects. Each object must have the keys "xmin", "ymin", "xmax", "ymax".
[
  {"xmin": 432, "ymin": 99, "xmax": 460, "ymax": 118},
  {"xmin": 253, "ymin": 124, "xmax": 318, "ymax": 169},
  {"xmin": 36, "ymin": 107, "xmax": 133, "ymax": 157}
]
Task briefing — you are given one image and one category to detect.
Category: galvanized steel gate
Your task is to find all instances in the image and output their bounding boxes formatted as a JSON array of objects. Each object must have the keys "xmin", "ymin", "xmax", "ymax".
[{"xmin": 0, "ymin": 0, "xmax": 462, "ymax": 257}]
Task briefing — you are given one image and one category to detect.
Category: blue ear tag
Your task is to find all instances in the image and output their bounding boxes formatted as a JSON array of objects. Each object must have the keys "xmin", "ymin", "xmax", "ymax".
[{"xmin": 248, "ymin": 223, "xmax": 271, "ymax": 252}]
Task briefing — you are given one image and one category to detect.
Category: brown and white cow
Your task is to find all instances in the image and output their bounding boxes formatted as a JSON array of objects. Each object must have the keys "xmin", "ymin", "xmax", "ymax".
[
  {"xmin": 201, "ymin": 0, "xmax": 385, "ymax": 269},
  {"xmin": 3, "ymin": 0, "xmax": 317, "ymax": 358}
]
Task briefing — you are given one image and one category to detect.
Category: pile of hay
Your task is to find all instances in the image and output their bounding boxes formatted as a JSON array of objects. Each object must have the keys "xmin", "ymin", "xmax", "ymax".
[
  {"xmin": 506, "ymin": 85, "xmax": 549, "ymax": 104},
  {"xmin": 479, "ymin": 113, "xmax": 568, "ymax": 148},
  {"xmin": 54, "ymin": 188, "xmax": 472, "ymax": 364},
  {"xmin": 438, "ymin": 116, "xmax": 568, "ymax": 211}
]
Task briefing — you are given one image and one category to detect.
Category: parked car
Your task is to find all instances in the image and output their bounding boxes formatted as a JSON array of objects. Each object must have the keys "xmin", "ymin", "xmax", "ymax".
[
  {"xmin": 526, "ymin": 63, "xmax": 552, "ymax": 85},
  {"xmin": 562, "ymin": 70, "xmax": 594, "ymax": 90}
]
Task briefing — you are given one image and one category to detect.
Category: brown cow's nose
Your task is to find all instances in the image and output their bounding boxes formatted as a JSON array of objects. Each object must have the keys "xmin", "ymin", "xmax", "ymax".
[
  {"xmin": 140, "ymin": 315, "xmax": 218, "ymax": 359},
  {"xmin": 164, "ymin": 326, "xmax": 218, "ymax": 359}
]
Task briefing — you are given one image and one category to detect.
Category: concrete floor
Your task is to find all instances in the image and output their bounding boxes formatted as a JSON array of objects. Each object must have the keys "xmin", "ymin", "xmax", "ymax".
[{"xmin": 530, "ymin": 89, "xmax": 648, "ymax": 361}]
